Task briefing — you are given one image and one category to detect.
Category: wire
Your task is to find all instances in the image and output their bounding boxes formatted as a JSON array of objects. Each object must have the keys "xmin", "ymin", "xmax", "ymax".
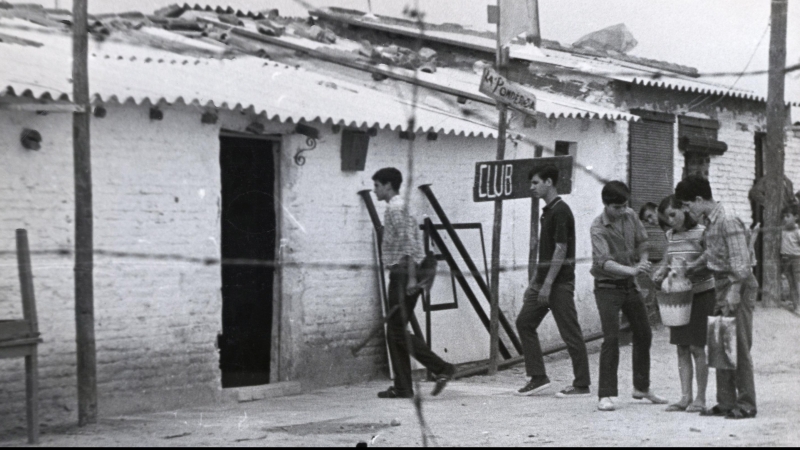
[
  {"xmin": 691, "ymin": 22, "xmax": 771, "ymax": 111},
  {"xmin": 0, "ymin": 221, "xmax": 773, "ymax": 270}
]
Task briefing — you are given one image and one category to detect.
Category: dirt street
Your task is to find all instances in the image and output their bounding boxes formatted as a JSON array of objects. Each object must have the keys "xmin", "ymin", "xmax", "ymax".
[{"xmin": 1, "ymin": 306, "xmax": 798, "ymax": 447}]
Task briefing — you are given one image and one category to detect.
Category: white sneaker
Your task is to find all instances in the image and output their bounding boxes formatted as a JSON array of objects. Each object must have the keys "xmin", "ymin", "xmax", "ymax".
[{"xmin": 598, "ymin": 397, "xmax": 615, "ymax": 411}]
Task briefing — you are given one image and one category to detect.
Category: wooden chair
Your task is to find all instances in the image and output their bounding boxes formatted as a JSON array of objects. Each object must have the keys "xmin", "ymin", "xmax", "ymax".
[{"xmin": 0, "ymin": 229, "xmax": 42, "ymax": 444}]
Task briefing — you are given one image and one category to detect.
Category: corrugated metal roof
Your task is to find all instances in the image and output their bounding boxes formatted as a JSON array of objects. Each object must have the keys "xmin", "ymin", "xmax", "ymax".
[
  {"xmin": 220, "ymin": 22, "xmax": 639, "ymax": 122},
  {"xmin": 0, "ymin": 25, "xmax": 500, "ymax": 138},
  {"xmin": 0, "ymin": 24, "xmax": 639, "ymax": 139}
]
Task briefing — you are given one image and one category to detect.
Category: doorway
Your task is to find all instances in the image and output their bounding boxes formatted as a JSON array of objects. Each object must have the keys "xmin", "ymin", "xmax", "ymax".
[{"xmin": 218, "ymin": 134, "xmax": 277, "ymax": 388}]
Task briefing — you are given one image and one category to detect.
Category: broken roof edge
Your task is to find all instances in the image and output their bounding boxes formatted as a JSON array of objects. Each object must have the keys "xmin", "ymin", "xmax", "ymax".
[
  {"xmin": 309, "ymin": 8, "xmax": 702, "ymax": 77},
  {"xmin": 309, "ymin": 8, "xmax": 800, "ymax": 105},
  {"xmin": 169, "ymin": 3, "xmax": 281, "ymax": 20},
  {"xmin": 310, "ymin": 8, "xmax": 492, "ymax": 53}
]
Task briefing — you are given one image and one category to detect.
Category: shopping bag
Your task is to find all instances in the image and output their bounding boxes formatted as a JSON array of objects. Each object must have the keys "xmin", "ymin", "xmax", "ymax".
[{"xmin": 707, "ymin": 316, "xmax": 737, "ymax": 370}]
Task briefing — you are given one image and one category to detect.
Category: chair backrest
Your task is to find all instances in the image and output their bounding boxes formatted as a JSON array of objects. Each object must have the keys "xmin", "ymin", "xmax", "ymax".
[{"xmin": 16, "ymin": 229, "xmax": 38, "ymax": 336}]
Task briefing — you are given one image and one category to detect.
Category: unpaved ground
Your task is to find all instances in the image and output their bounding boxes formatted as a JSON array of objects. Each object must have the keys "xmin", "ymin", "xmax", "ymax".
[{"xmin": 2, "ymin": 306, "xmax": 799, "ymax": 447}]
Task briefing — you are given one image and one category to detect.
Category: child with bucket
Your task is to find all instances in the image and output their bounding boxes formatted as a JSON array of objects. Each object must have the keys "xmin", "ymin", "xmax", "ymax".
[{"xmin": 651, "ymin": 195, "xmax": 715, "ymax": 413}]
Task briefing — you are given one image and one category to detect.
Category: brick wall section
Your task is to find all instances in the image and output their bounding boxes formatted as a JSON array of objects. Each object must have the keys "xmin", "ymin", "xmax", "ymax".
[
  {"xmin": 0, "ymin": 105, "xmax": 222, "ymax": 435},
  {"xmin": 671, "ymin": 110, "xmax": 796, "ymax": 225},
  {"xmin": 711, "ymin": 110, "xmax": 765, "ymax": 223},
  {"xmin": 785, "ymin": 131, "xmax": 800, "ymax": 195}
]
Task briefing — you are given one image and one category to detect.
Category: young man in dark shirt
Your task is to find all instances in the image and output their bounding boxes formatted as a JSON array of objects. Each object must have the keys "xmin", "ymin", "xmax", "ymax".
[
  {"xmin": 590, "ymin": 181, "xmax": 667, "ymax": 411},
  {"xmin": 515, "ymin": 165, "xmax": 591, "ymax": 397}
]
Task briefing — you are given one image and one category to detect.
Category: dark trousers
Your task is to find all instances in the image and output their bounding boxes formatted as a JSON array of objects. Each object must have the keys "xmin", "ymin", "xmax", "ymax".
[
  {"xmin": 387, "ymin": 267, "xmax": 453, "ymax": 395},
  {"xmin": 594, "ymin": 281, "xmax": 653, "ymax": 398},
  {"xmin": 713, "ymin": 275, "xmax": 758, "ymax": 413},
  {"xmin": 515, "ymin": 281, "xmax": 591, "ymax": 387}
]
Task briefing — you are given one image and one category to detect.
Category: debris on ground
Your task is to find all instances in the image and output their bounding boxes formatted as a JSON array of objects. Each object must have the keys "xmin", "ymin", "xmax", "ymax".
[
  {"xmin": 234, "ymin": 434, "xmax": 267, "ymax": 442},
  {"xmin": 161, "ymin": 432, "xmax": 191, "ymax": 439}
]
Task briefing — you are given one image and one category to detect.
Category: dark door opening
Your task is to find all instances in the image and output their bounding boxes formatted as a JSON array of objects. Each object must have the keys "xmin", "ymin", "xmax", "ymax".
[{"xmin": 218, "ymin": 135, "xmax": 276, "ymax": 388}]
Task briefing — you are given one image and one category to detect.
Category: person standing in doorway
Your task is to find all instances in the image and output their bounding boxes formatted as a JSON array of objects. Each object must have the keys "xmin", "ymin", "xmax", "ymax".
[
  {"xmin": 590, "ymin": 181, "xmax": 668, "ymax": 412},
  {"xmin": 372, "ymin": 167, "xmax": 456, "ymax": 399},
  {"xmin": 515, "ymin": 165, "xmax": 591, "ymax": 397},
  {"xmin": 675, "ymin": 175, "xmax": 758, "ymax": 419}
]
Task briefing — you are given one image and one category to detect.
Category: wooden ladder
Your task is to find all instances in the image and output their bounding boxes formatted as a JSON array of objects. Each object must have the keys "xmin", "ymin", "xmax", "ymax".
[{"xmin": 0, "ymin": 229, "xmax": 42, "ymax": 444}]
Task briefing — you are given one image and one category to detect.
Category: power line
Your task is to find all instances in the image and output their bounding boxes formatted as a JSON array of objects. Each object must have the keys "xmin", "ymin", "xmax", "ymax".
[
  {"xmin": 0, "ymin": 222, "xmax": 770, "ymax": 272},
  {"xmin": 690, "ymin": 22, "xmax": 771, "ymax": 111}
]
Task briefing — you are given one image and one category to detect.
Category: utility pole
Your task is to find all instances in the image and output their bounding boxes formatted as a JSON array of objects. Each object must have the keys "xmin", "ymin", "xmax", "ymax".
[
  {"xmin": 72, "ymin": 0, "xmax": 97, "ymax": 425},
  {"xmin": 487, "ymin": 9, "xmax": 507, "ymax": 376},
  {"xmin": 527, "ymin": 0, "xmax": 543, "ymax": 286},
  {"xmin": 762, "ymin": 0, "xmax": 788, "ymax": 307}
]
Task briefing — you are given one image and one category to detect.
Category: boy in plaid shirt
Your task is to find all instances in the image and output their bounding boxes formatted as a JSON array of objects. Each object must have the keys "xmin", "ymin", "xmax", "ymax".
[
  {"xmin": 372, "ymin": 167, "xmax": 455, "ymax": 399},
  {"xmin": 675, "ymin": 175, "xmax": 757, "ymax": 420}
]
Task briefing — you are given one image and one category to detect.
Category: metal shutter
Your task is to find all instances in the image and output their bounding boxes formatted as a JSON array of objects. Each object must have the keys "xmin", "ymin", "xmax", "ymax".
[{"xmin": 628, "ymin": 110, "xmax": 675, "ymax": 261}]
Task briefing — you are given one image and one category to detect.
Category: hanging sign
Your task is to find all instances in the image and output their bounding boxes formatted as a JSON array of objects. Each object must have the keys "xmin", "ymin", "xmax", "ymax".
[
  {"xmin": 473, "ymin": 156, "xmax": 573, "ymax": 202},
  {"xmin": 479, "ymin": 67, "xmax": 537, "ymax": 116}
]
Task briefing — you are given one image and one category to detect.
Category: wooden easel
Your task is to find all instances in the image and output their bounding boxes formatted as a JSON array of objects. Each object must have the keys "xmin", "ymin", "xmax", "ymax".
[{"xmin": 0, "ymin": 229, "xmax": 42, "ymax": 444}]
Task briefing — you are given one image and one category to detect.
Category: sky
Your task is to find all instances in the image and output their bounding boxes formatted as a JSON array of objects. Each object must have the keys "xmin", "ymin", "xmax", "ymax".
[{"xmin": 18, "ymin": 0, "xmax": 800, "ymax": 103}]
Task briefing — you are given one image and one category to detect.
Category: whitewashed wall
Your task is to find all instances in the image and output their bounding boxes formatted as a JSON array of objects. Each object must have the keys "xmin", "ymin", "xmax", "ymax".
[
  {"xmin": 0, "ymin": 104, "xmax": 222, "ymax": 434},
  {"xmin": 274, "ymin": 115, "xmax": 629, "ymax": 382}
]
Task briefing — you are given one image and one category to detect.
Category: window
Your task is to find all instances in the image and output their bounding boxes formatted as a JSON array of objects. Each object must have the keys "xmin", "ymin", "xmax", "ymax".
[
  {"xmin": 627, "ymin": 109, "xmax": 675, "ymax": 214},
  {"xmin": 554, "ymin": 140, "xmax": 577, "ymax": 157},
  {"xmin": 340, "ymin": 129, "xmax": 370, "ymax": 171}
]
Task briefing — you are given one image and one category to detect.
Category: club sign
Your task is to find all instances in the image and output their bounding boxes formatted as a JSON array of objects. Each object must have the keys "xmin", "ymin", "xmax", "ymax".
[
  {"xmin": 473, "ymin": 156, "xmax": 573, "ymax": 202},
  {"xmin": 479, "ymin": 67, "xmax": 537, "ymax": 117}
]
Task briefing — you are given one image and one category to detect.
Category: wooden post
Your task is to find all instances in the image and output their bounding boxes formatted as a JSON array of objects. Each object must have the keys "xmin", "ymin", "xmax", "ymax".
[
  {"xmin": 72, "ymin": 0, "xmax": 97, "ymax": 425},
  {"xmin": 489, "ymin": 109, "xmax": 507, "ymax": 375},
  {"xmin": 488, "ymin": 13, "xmax": 508, "ymax": 376},
  {"xmin": 16, "ymin": 229, "xmax": 39, "ymax": 444},
  {"xmin": 762, "ymin": 0, "xmax": 788, "ymax": 307}
]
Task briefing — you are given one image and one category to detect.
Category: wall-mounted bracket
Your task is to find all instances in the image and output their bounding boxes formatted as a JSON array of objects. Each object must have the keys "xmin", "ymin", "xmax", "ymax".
[{"xmin": 293, "ymin": 136, "xmax": 317, "ymax": 166}]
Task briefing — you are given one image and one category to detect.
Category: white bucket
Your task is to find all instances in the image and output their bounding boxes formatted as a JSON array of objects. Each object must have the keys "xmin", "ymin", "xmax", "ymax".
[{"xmin": 656, "ymin": 290, "xmax": 693, "ymax": 327}]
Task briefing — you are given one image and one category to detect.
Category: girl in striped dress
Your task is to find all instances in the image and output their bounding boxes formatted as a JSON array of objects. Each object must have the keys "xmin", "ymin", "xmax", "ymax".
[{"xmin": 651, "ymin": 195, "xmax": 715, "ymax": 413}]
